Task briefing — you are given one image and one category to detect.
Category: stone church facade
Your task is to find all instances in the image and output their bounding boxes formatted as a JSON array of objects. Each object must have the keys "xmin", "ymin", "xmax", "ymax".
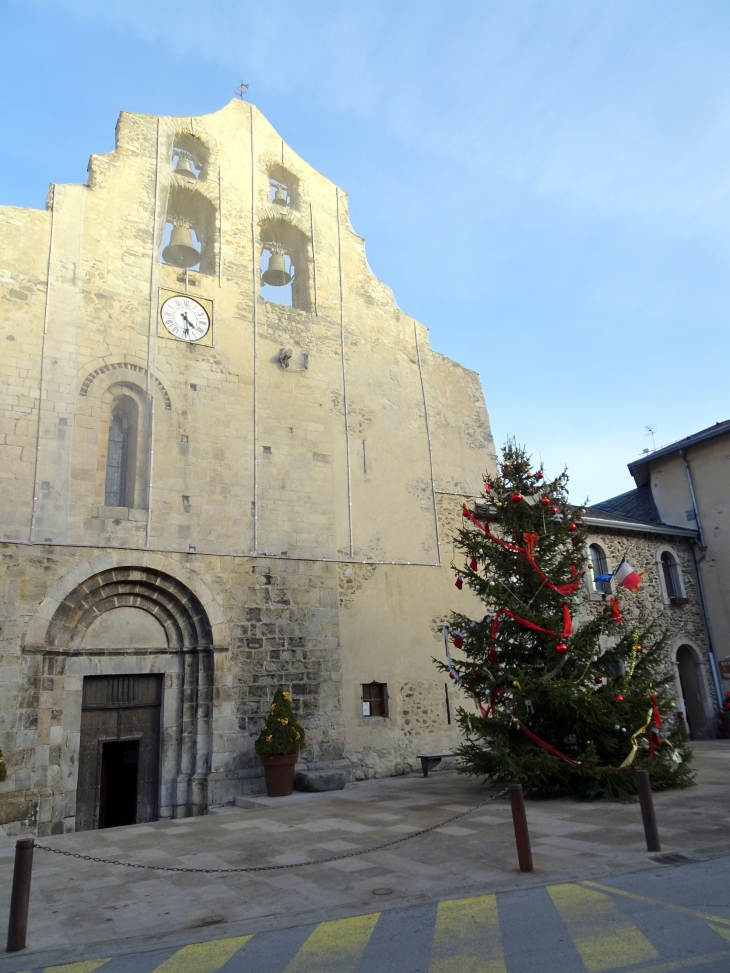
[{"xmin": 0, "ymin": 100, "xmax": 496, "ymax": 835}]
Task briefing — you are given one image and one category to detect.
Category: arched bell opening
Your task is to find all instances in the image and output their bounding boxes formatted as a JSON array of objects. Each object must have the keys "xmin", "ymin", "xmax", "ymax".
[
  {"xmin": 267, "ymin": 165, "xmax": 299, "ymax": 210},
  {"xmin": 259, "ymin": 219, "xmax": 311, "ymax": 311},
  {"xmin": 160, "ymin": 185, "xmax": 216, "ymax": 276},
  {"xmin": 170, "ymin": 132, "xmax": 209, "ymax": 182}
]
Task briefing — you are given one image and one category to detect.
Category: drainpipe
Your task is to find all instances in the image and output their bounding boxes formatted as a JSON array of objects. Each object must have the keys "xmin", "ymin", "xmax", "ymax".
[{"xmin": 680, "ymin": 448, "xmax": 724, "ymax": 709}]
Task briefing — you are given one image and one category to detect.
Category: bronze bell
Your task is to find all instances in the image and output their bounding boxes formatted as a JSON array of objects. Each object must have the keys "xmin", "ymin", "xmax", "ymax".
[
  {"xmin": 174, "ymin": 154, "xmax": 197, "ymax": 180},
  {"xmin": 272, "ymin": 186, "xmax": 288, "ymax": 207},
  {"xmin": 162, "ymin": 226, "xmax": 201, "ymax": 268},
  {"xmin": 262, "ymin": 250, "xmax": 292, "ymax": 286}
]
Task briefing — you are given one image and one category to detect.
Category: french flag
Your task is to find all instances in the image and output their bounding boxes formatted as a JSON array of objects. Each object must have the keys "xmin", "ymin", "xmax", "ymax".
[{"xmin": 614, "ymin": 557, "xmax": 642, "ymax": 591}]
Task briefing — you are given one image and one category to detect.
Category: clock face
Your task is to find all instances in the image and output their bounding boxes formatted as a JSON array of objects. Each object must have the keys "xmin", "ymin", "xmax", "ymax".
[{"xmin": 160, "ymin": 296, "xmax": 210, "ymax": 342}]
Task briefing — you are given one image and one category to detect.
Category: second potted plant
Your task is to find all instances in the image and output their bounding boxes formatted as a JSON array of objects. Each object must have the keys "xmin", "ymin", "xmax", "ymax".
[{"xmin": 255, "ymin": 687, "xmax": 306, "ymax": 797}]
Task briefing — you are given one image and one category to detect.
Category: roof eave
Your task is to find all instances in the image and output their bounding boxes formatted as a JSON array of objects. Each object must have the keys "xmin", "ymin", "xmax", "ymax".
[
  {"xmin": 627, "ymin": 421, "xmax": 730, "ymax": 485},
  {"xmin": 584, "ymin": 515, "xmax": 698, "ymax": 539}
]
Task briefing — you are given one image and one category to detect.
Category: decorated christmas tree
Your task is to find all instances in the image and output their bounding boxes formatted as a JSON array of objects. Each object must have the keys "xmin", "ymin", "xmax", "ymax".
[
  {"xmin": 255, "ymin": 687, "xmax": 306, "ymax": 757},
  {"xmin": 441, "ymin": 444, "xmax": 693, "ymax": 799}
]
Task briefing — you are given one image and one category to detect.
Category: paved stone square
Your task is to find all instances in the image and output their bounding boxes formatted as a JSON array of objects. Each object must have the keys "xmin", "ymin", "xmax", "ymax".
[{"xmin": 1, "ymin": 741, "xmax": 728, "ymax": 960}]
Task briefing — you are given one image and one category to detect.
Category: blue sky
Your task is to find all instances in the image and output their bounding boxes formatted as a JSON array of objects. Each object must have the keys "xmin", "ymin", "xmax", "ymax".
[{"xmin": 2, "ymin": 1, "xmax": 729, "ymax": 502}]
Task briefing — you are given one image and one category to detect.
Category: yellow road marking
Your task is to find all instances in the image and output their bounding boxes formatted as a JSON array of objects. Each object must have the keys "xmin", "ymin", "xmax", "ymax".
[
  {"xmin": 429, "ymin": 893, "xmax": 506, "ymax": 973},
  {"xmin": 151, "ymin": 936, "xmax": 252, "ymax": 973},
  {"xmin": 44, "ymin": 962, "xmax": 111, "ymax": 973},
  {"xmin": 549, "ymin": 883, "xmax": 658, "ymax": 972},
  {"xmin": 709, "ymin": 925, "xmax": 730, "ymax": 944},
  {"xmin": 628, "ymin": 949, "xmax": 730, "ymax": 972},
  {"xmin": 284, "ymin": 913, "xmax": 380, "ymax": 973},
  {"xmin": 582, "ymin": 881, "xmax": 730, "ymax": 928}
]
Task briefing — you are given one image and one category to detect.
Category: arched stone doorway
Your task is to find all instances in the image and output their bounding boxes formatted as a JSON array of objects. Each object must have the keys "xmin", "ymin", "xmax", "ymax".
[
  {"xmin": 41, "ymin": 566, "xmax": 214, "ymax": 831},
  {"xmin": 675, "ymin": 644, "xmax": 709, "ymax": 740}
]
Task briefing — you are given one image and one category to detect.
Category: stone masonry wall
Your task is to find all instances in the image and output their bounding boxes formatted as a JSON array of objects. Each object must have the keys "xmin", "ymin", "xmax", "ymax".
[
  {"xmin": 0, "ymin": 544, "xmax": 344, "ymax": 834},
  {"xmin": 583, "ymin": 525, "xmax": 717, "ymax": 723}
]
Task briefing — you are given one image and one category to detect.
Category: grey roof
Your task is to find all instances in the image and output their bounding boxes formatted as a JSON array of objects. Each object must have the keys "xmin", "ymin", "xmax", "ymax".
[
  {"xmin": 628, "ymin": 420, "xmax": 730, "ymax": 486},
  {"xmin": 590, "ymin": 484, "xmax": 662, "ymax": 525},
  {"xmin": 585, "ymin": 484, "xmax": 697, "ymax": 539}
]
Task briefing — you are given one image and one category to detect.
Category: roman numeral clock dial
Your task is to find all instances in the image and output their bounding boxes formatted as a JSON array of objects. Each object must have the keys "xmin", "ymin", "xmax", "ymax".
[{"xmin": 160, "ymin": 296, "xmax": 210, "ymax": 342}]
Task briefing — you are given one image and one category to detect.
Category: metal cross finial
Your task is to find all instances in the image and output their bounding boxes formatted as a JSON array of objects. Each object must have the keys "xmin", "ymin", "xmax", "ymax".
[{"xmin": 235, "ymin": 82, "xmax": 250, "ymax": 99}]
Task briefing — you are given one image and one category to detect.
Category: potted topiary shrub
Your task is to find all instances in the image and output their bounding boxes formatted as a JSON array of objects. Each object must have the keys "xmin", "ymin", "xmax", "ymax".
[{"xmin": 255, "ymin": 687, "xmax": 306, "ymax": 797}]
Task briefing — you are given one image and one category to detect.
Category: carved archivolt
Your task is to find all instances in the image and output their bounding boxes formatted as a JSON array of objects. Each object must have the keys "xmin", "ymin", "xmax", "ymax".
[
  {"xmin": 80, "ymin": 363, "xmax": 172, "ymax": 410},
  {"xmin": 44, "ymin": 567, "xmax": 213, "ymax": 650}
]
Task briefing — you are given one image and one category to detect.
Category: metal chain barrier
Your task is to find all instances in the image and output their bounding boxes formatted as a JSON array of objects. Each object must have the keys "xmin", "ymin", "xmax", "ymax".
[{"xmin": 33, "ymin": 788, "xmax": 509, "ymax": 874}]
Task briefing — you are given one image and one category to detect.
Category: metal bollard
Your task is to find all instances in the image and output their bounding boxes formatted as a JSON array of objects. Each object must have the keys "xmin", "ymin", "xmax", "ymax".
[
  {"xmin": 508, "ymin": 783, "xmax": 534, "ymax": 872},
  {"xmin": 6, "ymin": 838, "xmax": 34, "ymax": 953},
  {"xmin": 635, "ymin": 768, "xmax": 661, "ymax": 852}
]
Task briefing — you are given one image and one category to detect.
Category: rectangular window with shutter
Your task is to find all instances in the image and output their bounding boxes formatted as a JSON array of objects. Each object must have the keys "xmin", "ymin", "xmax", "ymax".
[{"xmin": 362, "ymin": 682, "xmax": 388, "ymax": 717}]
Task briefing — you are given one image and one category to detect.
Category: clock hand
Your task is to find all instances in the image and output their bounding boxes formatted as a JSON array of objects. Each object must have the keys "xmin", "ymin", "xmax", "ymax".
[{"xmin": 181, "ymin": 311, "xmax": 191, "ymax": 336}]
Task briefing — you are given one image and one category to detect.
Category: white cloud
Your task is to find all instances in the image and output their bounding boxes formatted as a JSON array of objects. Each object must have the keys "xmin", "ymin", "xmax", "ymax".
[
  {"xmin": 8, "ymin": 0, "xmax": 729, "ymax": 500},
  {"xmin": 23, "ymin": 0, "xmax": 730, "ymax": 236}
]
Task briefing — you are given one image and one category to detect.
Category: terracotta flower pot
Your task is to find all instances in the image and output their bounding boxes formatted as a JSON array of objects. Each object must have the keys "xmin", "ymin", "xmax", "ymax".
[{"xmin": 261, "ymin": 752, "xmax": 298, "ymax": 797}]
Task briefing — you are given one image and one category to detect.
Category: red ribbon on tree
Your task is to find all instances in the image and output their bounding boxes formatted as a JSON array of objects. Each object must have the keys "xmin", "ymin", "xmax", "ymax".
[
  {"xmin": 649, "ymin": 692, "xmax": 662, "ymax": 729},
  {"xmin": 462, "ymin": 506, "xmax": 581, "ymax": 595},
  {"xmin": 477, "ymin": 684, "xmax": 504, "ymax": 718},
  {"xmin": 489, "ymin": 604, "xmax": 573, "ymax": 642},
  {"xmin": 523, "ymin": 532, "xmax": 539, "ymax": 556},
  {"xmin": 610, "ymin": 597, "xmax": 625, "ymax": 624},
  {"xmin": 648, "ymin": 730, "xmax": 661, "ymax": 758},
  {"xmin": 518, "ymin": 723, "xmax": 580, "ymax": 766}
]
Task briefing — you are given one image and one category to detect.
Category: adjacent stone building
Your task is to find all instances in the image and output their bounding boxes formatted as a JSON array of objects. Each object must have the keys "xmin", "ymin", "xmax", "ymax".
[
  {"xmin": 0, "ymin": 100, "xmax": 496, "ymax": 835},
  {"xmin": 586, "ymin": 477, "xmax": 721, "ymax": 739}
]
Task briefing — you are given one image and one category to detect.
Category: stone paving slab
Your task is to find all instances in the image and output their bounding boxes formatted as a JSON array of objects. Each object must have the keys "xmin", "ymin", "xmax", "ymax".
[{"xmin": 0, "ymin": 741, "xmax": 728, "ymax": 958}]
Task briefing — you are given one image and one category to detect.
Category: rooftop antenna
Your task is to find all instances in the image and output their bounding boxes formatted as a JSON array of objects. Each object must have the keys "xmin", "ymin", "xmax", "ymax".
[
  {"xmin": 645, "ymin": 424, "xmax": 657, "ymax": 451},
  {"xmin": 235, "ymin": 82, "xmax": 250, "ymax": 99}
]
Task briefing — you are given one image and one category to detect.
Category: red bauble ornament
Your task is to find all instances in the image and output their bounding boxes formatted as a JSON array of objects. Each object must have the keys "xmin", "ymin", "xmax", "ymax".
[
  {"xmin": 550, "ymin": 505, "xmax": 559, "ymax": 514},
  {"xmin": 511, "ymin": 493, "xmax": 523, "ymax": 503},
  {"xmin": 453, "ymin": 634, "xmax": 463, "ymax": 649},
  {"xmin": 595, "ymin": 675, "xmax": 603, "ymax": 684},
  {"xmin": 635, "ymin": 644, "xmax": 642, "ymax": 652},
  {"xmin": 541, "ymin": 497, "xmax": 550, "ymax": 506},
  {"xmin": 469, "ymin": 557, "xmax": 478, "ymax": 572},
  {"xmin": 536, "ymin": 471, "xmax": 544, "ymax": 480},
  {"xmin": 455, "ymin": 574, "xmax": 463, "ymax": 590},
  {"xmin": 614, "ymin": 693, "xmax": 624, "ymax": 703},
  {"xmin": 568, "ymin": 523, "xmax": 577, "ymax": 533},
  {"xmin": 555, "ymin": 643, "xmax": 568, "ymax": 655},
  {"xmin": 484, "ymin": 484, "xmax": 491, "ymax": 494}
]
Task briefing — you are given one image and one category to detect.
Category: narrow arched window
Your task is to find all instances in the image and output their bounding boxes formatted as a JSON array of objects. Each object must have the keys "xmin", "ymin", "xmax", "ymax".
[
  {"xmin": 589, "ymin": 544, "xmax": 611, "ymax": 595},
  {"xmin": 104, "ymin": 396, "xmax": 138, "ymax": 508},
  {"xmin": 661, "ymin": 551, "xmax": 682, "ymax": 601}
]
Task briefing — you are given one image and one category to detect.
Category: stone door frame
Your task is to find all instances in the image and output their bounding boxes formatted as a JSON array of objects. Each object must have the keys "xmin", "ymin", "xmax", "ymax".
[
  {"xmin": 670, "ymin": 637, "xmax": 715, "ymax": 739},
  {"xmin": 24, "ymin": 554, "xmax": 227, "ymax": 833}
]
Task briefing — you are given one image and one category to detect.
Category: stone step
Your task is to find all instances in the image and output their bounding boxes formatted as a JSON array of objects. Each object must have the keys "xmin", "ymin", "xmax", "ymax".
[{"xmin": 294, "ymin": 769, "xmax": 347, "ymax": 792}]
